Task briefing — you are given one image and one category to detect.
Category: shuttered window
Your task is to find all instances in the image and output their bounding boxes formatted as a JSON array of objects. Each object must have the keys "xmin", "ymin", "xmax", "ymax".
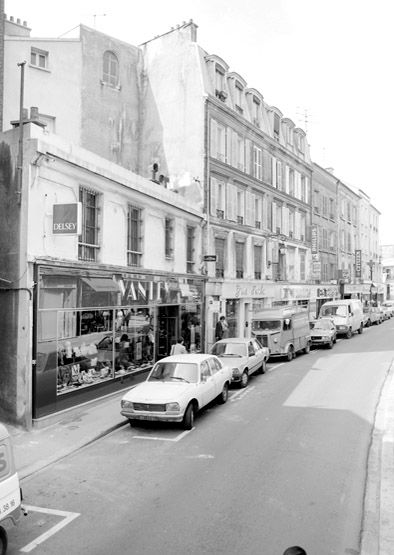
[
  {"xmin": 235, "ymin": 242, "xmax": 245, "ymax": 279},
  {"xmin": 78, "ymin": 187, "xmax": 100, "ymax": 262},
  {"xmin": 215, "ymin": 237, "xmax": 226, "ymax": 278},
  {"xmin": 254, "ymin": 245, "xmax": 262, "ymax": 280},
  {"xmin": 127, "ymin": 205, "xmax": 142, "ymax": 267}
]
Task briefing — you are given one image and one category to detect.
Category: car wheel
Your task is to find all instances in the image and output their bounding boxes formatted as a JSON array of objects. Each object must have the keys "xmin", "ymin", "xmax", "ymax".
[
  {"xmin": 358, "ymin": 323, "xmax": 363, "ymax": 334},
  {"xmin": 218, "ymin": 383, "xmax": 229, "ymax": 404},
  {"xmin": 0, "ymin": 527, "xmax": 7, "ymax": 555},
  {"xmin": 128, "ymin": 419, "xmax": 135, "ymax": 427},
  {"xmin": 286, "ymin": 346, "xmax": 294, "ymax": 361},
  {"xmin": 183, "ymin": 403, "xmax": 195, "ymax": 430},
  {"xmin": 333, "ymin": 336, "xmax": 337, "ymax": 344},
  {"xmin": 327, "ymin": 339, "xmax": 334, "ymax": 349},
  {"xmin": 346, "ymin": 329, "xmax": 352, "ymax": 339},
  {"xmin": 258, "ymin": 359, "xmax": 267, "ymax": 374},
  {"xmin": 240, "ymin": 371, "xmax": 249, "ymax": 388},
  {"xmin": 304, "ymin": 342, "xmax": 311, "ymax": 354}
]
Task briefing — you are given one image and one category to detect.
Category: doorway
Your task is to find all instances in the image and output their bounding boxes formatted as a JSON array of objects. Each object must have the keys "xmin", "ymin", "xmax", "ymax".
[{"xmin": 157, "ymin": 305, "xmax": 179, "ymax": 359}]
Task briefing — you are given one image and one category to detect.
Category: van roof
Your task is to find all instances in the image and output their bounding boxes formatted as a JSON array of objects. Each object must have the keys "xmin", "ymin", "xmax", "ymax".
[
  {"xmin": 321, "ymin": 299, "xmax": 361, "ymax": 305},
  {"xmin": 253, "ymin": 308, "xmax": 308, "ymax": 319}
]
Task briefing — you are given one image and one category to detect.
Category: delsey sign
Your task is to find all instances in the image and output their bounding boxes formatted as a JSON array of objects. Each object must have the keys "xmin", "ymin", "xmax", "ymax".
[
  {"xmin": 53, "ymin": 203, "xmax": 82, "ymax": 235},
  {"xmin": 355, "ymin": 249, "xmax": 362, "ymax": 278}
]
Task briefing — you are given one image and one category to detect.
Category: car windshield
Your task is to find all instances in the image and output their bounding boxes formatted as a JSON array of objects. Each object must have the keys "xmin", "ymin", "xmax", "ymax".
[
  {"xmin": 211, "ymin": 343, "xmax": 246, "ymax": 357},
  {"xmin": 251, "ymin": 320, "xmax": 281, "ymax": 331},
  {"xmin": 321, "ymin": 305, "xmax": 348, "ymax": 318},
  {"xmin": 314, "ymin": 319, "xmax": 332, "ymax": 330},
  {"xmin": 148, "ymin": 362, "xmax": 198, "ymax": 383}
]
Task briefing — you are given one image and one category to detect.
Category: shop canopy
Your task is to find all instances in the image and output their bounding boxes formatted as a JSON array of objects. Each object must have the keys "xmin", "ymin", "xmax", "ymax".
[{"xmin": 81, "ymin": 277, "xmax": 120, "ymax": 292}]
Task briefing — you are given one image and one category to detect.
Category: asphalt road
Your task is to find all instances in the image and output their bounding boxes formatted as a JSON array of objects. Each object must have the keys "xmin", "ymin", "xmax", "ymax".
[{"xmin": 8, "ymin": 319, "xmax": 394, "ymax": 555}]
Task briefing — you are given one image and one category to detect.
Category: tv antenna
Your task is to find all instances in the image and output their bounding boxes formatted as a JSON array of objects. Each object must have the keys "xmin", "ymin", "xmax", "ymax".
[
  {"xmin": 92, "ymin": 14, "xmax": 107, "ymax": 27},
  {"xmin": 296, "ymin": 106, "xmax": 311, "ymax": 134}
]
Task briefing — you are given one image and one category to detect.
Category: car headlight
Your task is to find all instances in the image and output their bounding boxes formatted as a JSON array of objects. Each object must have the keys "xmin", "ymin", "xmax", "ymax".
[
  {"xmin": 322, "ymin": 336, "xmax": 329, "ymax": 341},
  {"xmin": 166, "ymin": 402, "xmax": 180, "ymax": 411},
  {"xmin": 121, "ymin": 400, "xmax": 133, "ymax": 409},
  {"xmin": 232, "ymin": 368, "xmax": 241, "ymax": 377}
]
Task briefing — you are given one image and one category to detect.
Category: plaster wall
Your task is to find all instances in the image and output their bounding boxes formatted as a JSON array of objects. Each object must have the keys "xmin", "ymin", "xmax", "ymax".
[
  {"xmin": 140, "ymin": 26, "xmax": 206, "ymax": 202},
  {"xmin": 3, "ymin": 37, "xmax": 82, "ymax": 142}
]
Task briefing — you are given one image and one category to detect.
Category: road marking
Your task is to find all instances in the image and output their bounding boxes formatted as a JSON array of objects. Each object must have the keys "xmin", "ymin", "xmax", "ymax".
[
  {"xmin": 267, "ymin": 363, "xmax": 284, "ymax": 372},
  {"xmin": 229, "ymin": 385, "xmax": 256, "ymax": 402},
  {"xmin": 20, "ymin": 505, "xmax": 80, "ymax": 552},
  {"xmin": 132, "ymin": 428, "xmax": 194, "ymax": 442}
]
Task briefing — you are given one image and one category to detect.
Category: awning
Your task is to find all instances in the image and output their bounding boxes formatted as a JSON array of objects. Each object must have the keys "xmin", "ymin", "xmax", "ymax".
[{"xmin": 81, "ymin": 277, "xmax": 120, "ymax": 293}]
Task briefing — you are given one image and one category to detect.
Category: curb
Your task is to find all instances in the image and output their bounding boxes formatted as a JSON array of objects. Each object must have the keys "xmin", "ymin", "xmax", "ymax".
[
  {"xmin": 360, "ymin": 359, "xmax": 394, "ymax": 554},
  {"xmin": 18, "ymin": 419, "xmax": 129, "ymax": 482}
]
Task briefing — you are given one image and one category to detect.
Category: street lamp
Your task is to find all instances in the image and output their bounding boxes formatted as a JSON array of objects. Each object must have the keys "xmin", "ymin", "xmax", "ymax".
[{"xmin": 367, "ymin": 259, "xmax": 375, "ymax": 304}]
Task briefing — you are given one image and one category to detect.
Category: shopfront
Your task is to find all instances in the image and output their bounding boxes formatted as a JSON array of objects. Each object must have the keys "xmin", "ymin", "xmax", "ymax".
[{"xmin": 34, "ymin": 265, "xmax": 205, "ymax": 419}]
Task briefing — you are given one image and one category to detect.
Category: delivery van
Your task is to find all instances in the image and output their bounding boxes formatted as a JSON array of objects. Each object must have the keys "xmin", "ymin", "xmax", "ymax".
[
  {"xmin": 0, "ymin": 424, "xmax": 22, "ymax": 554},
  {"xmin": 251, "ymin": 308, "xmax": 311, "ymax": 361},
  {"xmin": 319, "ymin": 299, "xmax": 363, "ymax": 338}
]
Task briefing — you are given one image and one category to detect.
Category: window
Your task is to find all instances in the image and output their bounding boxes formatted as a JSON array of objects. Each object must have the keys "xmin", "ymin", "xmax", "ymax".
[
  {"xmin": 276, "ymin": 160, "xmax": 283, "ymax": 190},
  {"xmin": 102, "ymin": 51, "xmax": 119, "ymax": 87},
  {"xmin": 235, "ymin": 242, "xmax": 245, "ymax": 278},
  {"xmin": 215, "ymin": 66, "xmax": 225, "ymax": 92},
  {"xmin": 254, "ymin": 245, "xmax": 262, "ymax": 279},
  {"xmin": 276, "ymin": 203, "xmax": 282, "ymax": 234},
  {"xmin": 300, "ymin": 175, "xmax": 306, "ymax": 202},
  {"xmin": 288, "ymin": 208, "xmax": 295, "ymax": 238},
  {"xmin": 215, "ymin": 237, "xmax": 226, "ymax": 278},
  {"xmin": 127, "ymin": 205, "xmax": 142, "ymax": 267},
  {"xmin": 78, "ymin": 187, "xmax": 100, "ymax": 262},
  {"xmin": 252, "ymin": 97, "xmax": 260, "ymax": 126},
  {"xmin": 273, "ymin": 113, "xmax": 280, "ymax": 141},
  {"xmin": 253, "ymin": 146, "xmax": 263, "ymax": 180},
  {"xmin": 289, "ymin": 169, "xmax": 295, "ymax": 196},
  {"xmin": 236, "ymin": 190, "xmax": 244, "ymax": 224},
  {"xmin": 186, "ymin": 226, "xmax": 195, "ymax": 273},
  {"xmin": 235, "ymin": 82, "xmax": 243, "ymax": 114},
  {"xmin": 165, "ymin": 218, "xmax": 174, "ymax": 258},
  {"xmin": 300, "ymin": 213, "xmax": 306, "ymax": 241},
  {"xmin": 210, "ymin": 120, "xmax": 227, "ymax": 162},
  {"xmin": 255, "ymin": 196, "xmax": 262, "ymax": 228},
  {"xmin": 30, "ymin": 47, "xmax": 48, "ymax": 69}
]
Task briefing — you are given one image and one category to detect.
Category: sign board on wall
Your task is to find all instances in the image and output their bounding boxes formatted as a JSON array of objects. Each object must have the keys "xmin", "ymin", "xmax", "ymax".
[
  {"xmin": 355, "ymin": 249, "xmax": 362, "ymax": 278},
  {"xmin": 52, "ymin": 203, "xmax": 82, "ymax": 235},
  {"xmin": 311, "ymin": 225, "xmax": 318, "ymax": 255}
]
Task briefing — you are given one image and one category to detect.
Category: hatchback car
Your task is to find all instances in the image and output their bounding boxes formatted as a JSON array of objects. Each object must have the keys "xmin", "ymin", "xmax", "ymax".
[
  {"xmin": 370, "ymin": 306, "xmax": 383, "ymax": 325},
  {"xmin": 310, "ymin": 317, "xmax": 337, "ymax": 349},
  {"xmin": 381, "ymin": 301, "xmax": 394, "ymax": 318},
  {"xmin": 120, "ymin": 354, "xmax": 232, "ymax": 430},
  {"xmin": 210, "ymin": 337, "xmax": 269, "ymax": 388}
]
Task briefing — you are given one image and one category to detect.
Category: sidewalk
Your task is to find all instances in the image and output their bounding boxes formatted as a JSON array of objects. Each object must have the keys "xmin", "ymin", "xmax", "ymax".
[{"xmin": 5, "ymin": 390, "xmax": 128, "ymax": 481}]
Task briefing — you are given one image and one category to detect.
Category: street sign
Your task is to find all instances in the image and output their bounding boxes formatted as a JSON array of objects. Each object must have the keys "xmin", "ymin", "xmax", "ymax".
[{"xmin": 203, "ymin": 255, "xmax": 217, "ymax": 262}]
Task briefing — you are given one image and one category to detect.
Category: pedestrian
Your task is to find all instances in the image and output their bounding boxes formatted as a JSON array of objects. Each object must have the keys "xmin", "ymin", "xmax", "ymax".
[
  {"xmin": 215, "ymin": 315, "xmax": 229, "ymax": 341},
  {"xmin": 282, "ymin": 547, "xmax": 307, "ymax": 555},
  {"xmin": 170, "ymin": 337, "xmax": 187, "ymax": 355}
]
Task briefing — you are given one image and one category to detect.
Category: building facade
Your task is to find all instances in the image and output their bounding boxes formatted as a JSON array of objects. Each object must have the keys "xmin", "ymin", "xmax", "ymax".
[{"xmin": 0, "ymin": 123, "xmax": 205, "ymax": 426}]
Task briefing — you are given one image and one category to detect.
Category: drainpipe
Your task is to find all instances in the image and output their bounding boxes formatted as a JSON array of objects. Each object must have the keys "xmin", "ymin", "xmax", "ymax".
[{"xmin": 16, "ymin": 61, "xmax": 26, "ymax": 205}]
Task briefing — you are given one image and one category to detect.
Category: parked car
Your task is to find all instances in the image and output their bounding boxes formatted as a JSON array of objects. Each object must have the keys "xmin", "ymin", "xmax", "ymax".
[
  {"xmin": 363, "ymin": 306, "xmax": 372, "ymax": 327},
  {"xmin": 370, "ymin": 306, "xmax": 384, "ymax": 325},
  {"xmin": 310, "ymin": 317, "xmax": 337, "ymax": 349},
  {"xmin": 380, "ymin": 304, "xmax": 391, "ymax": 321},
  {"xmin": 319, "ymin": 299, "xmax": 363, "ymax": 338},
  {"xmin": 210, "ymin": 337, "xmax": 269, "ymax": 388},
  {"xmin": 120, "ymin": 353, "xmax": 232, "ymax": 430},
  {"xmin": 251, "ymin": 308, "xmax": 311, "ymax": 361},
  {"xmin": 381, "ymin": 301, "xmax": 394, "ymax": 318}
]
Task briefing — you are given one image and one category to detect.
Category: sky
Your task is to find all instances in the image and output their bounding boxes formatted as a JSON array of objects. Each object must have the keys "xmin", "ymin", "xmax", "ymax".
[{"xmin": 5, "ymin": 0, "xmax": 394, "ymax": 244}]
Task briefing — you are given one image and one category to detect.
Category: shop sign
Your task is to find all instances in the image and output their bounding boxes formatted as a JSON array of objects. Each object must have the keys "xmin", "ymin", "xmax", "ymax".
[
  {"xmin": 52, "ymin": 203, "xmax": 81, "ymax": 235},
  {"xmin": 355, "ymin": 250, "xmax": 362, "ymax": 278},
  {"xmin": 281, "ymin": 287, "xmax": 312, "ymax": 300},
  {"xmin": 116, "ymin": 276, "xmax": 203, "ymax": 305},
  {"xmin": 234, "ymin": 284, "xmax": 266, "ymax": 299},
  {"xmin": 317, "ymin": 287, "xmax": 338, "ymax": 298},
  {"xmin": 311, "ymin": 225, "xmax": 318, "ymax": 254},
  {"xmin": 203, "ymin": 255, "xmax": 217, "ymax": 262},
  {"xmin": 311, "ymin": 261, "xmax": 321, "ymax": 278}
]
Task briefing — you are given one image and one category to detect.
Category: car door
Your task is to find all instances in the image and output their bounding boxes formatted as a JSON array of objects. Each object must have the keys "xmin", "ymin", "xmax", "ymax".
[
  {"xmin": 198, "ymin": 360, "xmax": 217, "ymax": 407},
  {"xmin": 208, "ymin": 357, "xmax": 226, "ymax": 395},
  {"xmin": 247, "ymin": 340, "xmax": 259, "ymax": 375}
]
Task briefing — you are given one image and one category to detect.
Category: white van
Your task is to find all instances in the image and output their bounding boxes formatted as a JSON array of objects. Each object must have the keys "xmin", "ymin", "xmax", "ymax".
[{"xmin": 319, "ymin": 299, "xmax": 363, "ymax": 338}]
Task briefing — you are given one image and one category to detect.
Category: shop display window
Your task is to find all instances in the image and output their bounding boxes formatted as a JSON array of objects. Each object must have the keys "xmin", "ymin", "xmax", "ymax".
[
  {"xmin": 180, "ymin": 305, "xmax": 201, "ymax": 352},
  {"xmin": 112, "ymin": 307, "xmax": 154, "ymax": 374}
]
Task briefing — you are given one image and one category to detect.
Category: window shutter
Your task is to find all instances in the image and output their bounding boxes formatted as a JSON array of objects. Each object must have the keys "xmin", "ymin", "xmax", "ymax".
[
  {"xmin": 277, "ymin": 160, "xmax": 282, "ymax": 190},
  {"xmin": 305, "ymin": 176, "xmax": 310, "ymax": 204},
  {"xmin": 295, "ymin": 171, "xmax": 301, "ymax": 199},
  {"xmin": 245, "ymin": 139, "xmax": 252, "ymax": 174},
  {"xmin": 272, "ymin": 201, "xmax": 277, "ymax": 232},
  {"xmin": 263, "ymin": 150, "xmax": 272, "ymax": 184},
  {"xmin": 210, "ymin": 119, "xmax": 217, "ymax": 158},
  {"xmin": 282, "ymin": 206, "xmax": 289, "ymax": 236},
  {"xmin": 272, "ymin": 157, "xmax": 277, "ymax": 188},
  {"xmin": 284, "ymin": 165, "xmax": 290, "ymax": 194},
  {"xmin": 245, "ymin": 191, "xmax": 255, "ymax": 226},
  {"xmin": 226, "ymin": 183, "xmax": 237, "ymax": 222},
  {"xmin": 210, "ymin": 177, "xmax": 218, "ymax": 217},
  {"xmin": 225, "ymin": 126, "xmax": 231, "ymax": 164},
  {"xmin": 266, "ymin": 198, "xmax": 271, "ymax": 231},
  {"xmin": 295, "ymin": 211, "xmax": 301, "ymax": 239},
  {"xmin": 231, "ymin": 129, "xmax": 237, "ymax": 167}
]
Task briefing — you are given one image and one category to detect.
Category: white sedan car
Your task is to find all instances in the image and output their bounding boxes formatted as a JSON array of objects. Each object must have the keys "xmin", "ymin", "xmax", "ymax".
[
  {"xmin": 120, "ymin": 353, "xmax": 232, "ymax": 429},
  {"xmin": 210, "ymin": 337, "xmax": 269, "ymax": 388}
]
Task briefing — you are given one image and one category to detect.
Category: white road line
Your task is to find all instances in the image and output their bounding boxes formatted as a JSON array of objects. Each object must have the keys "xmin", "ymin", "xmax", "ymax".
[
  {"xmin": 229, "ymin": 385, "xmax": 256, "ymax": 402},
  {"xmin": 267, "ymin": 363, "xmax": 284, "ymax": 372},
  {"xmin": 132, "ymin": 428, "xmax": 194, "ymax": 442},
  {"xmin": 20, "ymin": 505, "xmax": 80, "ymax": 553}
]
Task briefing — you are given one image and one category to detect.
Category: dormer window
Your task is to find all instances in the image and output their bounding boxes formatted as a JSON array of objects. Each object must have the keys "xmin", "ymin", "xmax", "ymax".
[
  {"xmin": 273, "ymin": 113, "xmax": 280, "ymax": 141},
  {"xmin": 297, "ymin": 134, "xmax": 305, "ymax": 152},
  {"xmin": 215, "ymin": 65, "xmax": 225, "ymax": 92},
  {"xmin": 252, "ymin": 97, "xmax": 260, "ymax": 126},
  {"xmin": 235, "ymin": 82, "xmax": 243, "ymax": 114},
  {"xmin": 102, "ymin": 51, "xmax": 119, "ymax": 87}
]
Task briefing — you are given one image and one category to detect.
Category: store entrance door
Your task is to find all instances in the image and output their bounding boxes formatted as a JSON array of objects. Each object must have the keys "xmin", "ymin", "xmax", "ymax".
[{"xmin": 157, "ymin": 306, "xmax": 179, "ymax": 359}]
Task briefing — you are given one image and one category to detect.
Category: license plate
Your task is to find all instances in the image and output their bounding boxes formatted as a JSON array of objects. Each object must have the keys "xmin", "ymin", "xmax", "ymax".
[{"xmin": 0, "ymin": 492, "xmax": 20, "ymax": 518}]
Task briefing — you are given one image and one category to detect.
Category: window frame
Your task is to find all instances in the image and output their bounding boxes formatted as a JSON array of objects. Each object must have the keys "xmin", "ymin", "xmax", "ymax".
[
  {"xmin": 127, "ymin": 205, "xmax": 143, "ymax": 267},
  {"xmin": 102, "ymin": 50, "xmax": 120, "ymax": 88},
  {"xmin": 165, "ymin": 217, "xmax": 174, "ymax": 259},
  {"xmin": 30, "ymin": 47, "xmax": 49, "ymax": 70},
  {"xmin": 78, "ymin": 186, "xmax": 100, "ymax": 262}
]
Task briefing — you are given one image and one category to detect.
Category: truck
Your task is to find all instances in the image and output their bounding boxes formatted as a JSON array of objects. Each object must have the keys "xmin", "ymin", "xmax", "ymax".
[
  {"xmin": 319, "ymin": 299, "xmax": 363, "ymax": 338},
  {"xmin": 251, "ymin": 308, "xmax": 311, "ymax": 361}
]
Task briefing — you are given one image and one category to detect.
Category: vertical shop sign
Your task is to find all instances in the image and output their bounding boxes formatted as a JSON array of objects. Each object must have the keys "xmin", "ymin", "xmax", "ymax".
[
  {"xmin": 355, "ymin": 249, "xmax": 362, "ymax": 278},
  {"xmin": 311, "ymin": 225, "xmax": 318, "ymax": 255}
]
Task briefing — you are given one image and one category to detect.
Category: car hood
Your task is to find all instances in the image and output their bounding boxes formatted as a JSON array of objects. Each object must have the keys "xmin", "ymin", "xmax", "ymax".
[
  {"xmin": 217, "ymin": 355, "xmax": 247, "ymax": 368},
  {"xmin": 122, "ymin": 381, "xmax": 194, "ymax": 403}
]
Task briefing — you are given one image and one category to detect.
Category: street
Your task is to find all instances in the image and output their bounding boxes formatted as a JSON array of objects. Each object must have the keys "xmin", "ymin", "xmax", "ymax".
[{"xmin": 7, "ymin": 319, "xmax": 394, "ymax": 555}]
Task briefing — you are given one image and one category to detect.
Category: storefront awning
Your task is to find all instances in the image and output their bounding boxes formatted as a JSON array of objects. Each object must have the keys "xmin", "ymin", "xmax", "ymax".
[{"xmin": 81, "ymin": 277, "xmax": 120, "ymax": 292}]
